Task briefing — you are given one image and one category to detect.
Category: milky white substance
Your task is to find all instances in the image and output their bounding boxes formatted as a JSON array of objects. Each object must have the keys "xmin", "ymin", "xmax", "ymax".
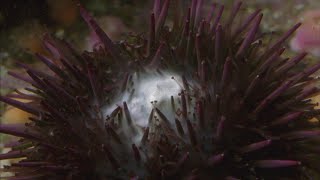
[{"xmin": 103, "ymin": 72, "xmax": 182, "ymax": 128}]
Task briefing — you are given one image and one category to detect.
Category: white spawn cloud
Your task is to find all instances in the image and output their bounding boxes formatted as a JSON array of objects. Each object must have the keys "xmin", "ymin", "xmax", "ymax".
[{"xmin": 103, "ymin": 71, "xmax": 182, "ymax": 128}]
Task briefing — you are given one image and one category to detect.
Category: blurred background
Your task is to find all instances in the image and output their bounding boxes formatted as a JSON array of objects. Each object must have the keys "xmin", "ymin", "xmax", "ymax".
[{"xmin": 1, "ymin": 0, "xmax": 320, "ymax": 134}]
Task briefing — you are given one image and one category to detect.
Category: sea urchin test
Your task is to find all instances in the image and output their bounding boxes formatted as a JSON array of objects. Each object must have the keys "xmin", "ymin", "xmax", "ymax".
[{"xmin": 1, "ymin": 0, "xmax": 320, "ymax": 179}]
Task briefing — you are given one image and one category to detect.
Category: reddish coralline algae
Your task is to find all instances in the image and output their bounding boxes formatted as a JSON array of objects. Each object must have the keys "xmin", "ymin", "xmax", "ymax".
[{"xmin": 290, "ymin": 9, "xmax": 320, "ymax": 56}]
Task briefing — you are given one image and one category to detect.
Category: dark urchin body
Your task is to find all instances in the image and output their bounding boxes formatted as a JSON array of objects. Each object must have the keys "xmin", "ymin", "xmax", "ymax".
[{"xmin": 1, "ymin": 0, "xmax": 320, "ymax": 179}]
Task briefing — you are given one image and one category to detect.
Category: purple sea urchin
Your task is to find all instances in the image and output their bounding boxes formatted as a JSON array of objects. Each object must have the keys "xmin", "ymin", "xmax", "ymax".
[{"xmin": 1, "ymin": 0, "xmax": 320, "ymax": 179}]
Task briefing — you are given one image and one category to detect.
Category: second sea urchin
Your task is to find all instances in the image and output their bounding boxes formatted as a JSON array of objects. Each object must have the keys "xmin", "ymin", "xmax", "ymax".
[{"xmin": 1, "ymin": 0, "xmax": 320, "ymax": 179}]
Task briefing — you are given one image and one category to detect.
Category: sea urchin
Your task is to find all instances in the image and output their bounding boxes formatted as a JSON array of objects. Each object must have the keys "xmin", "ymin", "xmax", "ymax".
[{"xmin": 1, "ymin": 0, "xmax": 320, "ymax": 179}]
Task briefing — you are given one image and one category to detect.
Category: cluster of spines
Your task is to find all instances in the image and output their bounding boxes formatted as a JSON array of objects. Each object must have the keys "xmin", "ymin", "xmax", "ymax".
[{"xmin": 0, "ymin": 0, "xmax": 320, "ymax": 179}]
